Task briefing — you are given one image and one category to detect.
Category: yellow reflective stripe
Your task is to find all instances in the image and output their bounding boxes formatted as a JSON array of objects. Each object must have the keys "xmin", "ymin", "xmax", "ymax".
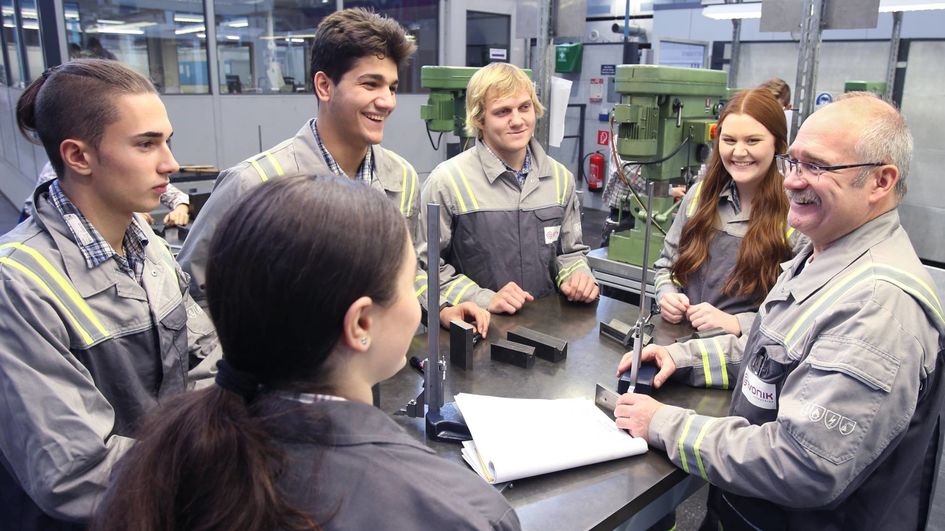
[
  {"xmin": 249, "ymin": 159, "xmax": 269, "ymax": 182},
  {"xmin": 398, "ymin": 160, "xmax": 409, "ymax": 215},
  {"xmin": 556, "ymin": 260, "xmax": 588, "ymax": 285},
  {"xmin": 443, "ymin": 275, "xmax": 469, "ymax": 301},
  {"xmin": 452, "ymin": 281, "xmax": 476, "ymax": 305},
  {"xmin": 553, "ymin": 161, "xmax": 562, "ymax": 205},
  {"xmin": 455, "ymin": 166, "xmax": 480, "ymax": 210},
  {"xmin": 713, "ymin": 337, "xmax": 729, "ymax": 389},
  {"xmin": 0, "ymin": 257, "xmax": 94, "ymax": 346},
  {"xmin": 784, "ymin": 263, "xmax": 871, "ymax": 346},
  {"xmin": 687, "ymin": 181, "xmax": 703, "ymax": 216},
  {"xmin": 445, "ymin": 169, "xmax": 468, "ymax": 213},
  {"xmin": 677, "ymin": 416, "xmax": 696, "ymax": 474},
  {"xmin": 407, "ymin": 167, "xmax": 418, "ymax": 215},
  {"xmin": 654, "ymin": 272, "xmax": 672, "ymax": 289},
  {"xmin": 785, "ymin": 226, "xmax": 795, "ymax": 240},
  {"xmin": 415, "ymin": 285, "xmax": 428, "ymax": 298},
  {"xmin": 692, "ymin": 419, "xmax": 715, "ymax": 480},
  {"xmin": 0, "ymin": 243, "xmax": 108, "ymax": 337},
  {"xmin": 264, "ymin": 152, "xmax": 285, "ymax": 177},
  {"xmin": 875, "ymin": 272, "xmax": 945, "ymax": 325},
  {"xmin": 698, "ymin": 339, "xmax": 713, "ymax": 388},
  {"xmin": 557, "ymin": 162, "xmax": 570, "ymax": 205}
]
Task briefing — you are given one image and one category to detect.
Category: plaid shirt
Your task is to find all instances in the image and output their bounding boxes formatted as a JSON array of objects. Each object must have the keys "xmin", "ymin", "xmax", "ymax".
[
  {"xmin": 311, "ymin": 120, "xmax": 375, "ymax": 184},
  {"xmin": 483, "ymin": 143, "xmax": 531, "ymax": 187},
  {"xmin": 47, "ymin": 180, "xmax": 149, "ymax": 284},
  {"xmin": 38, "ymin": 162, "xmax": 188, "ymax": 210}
]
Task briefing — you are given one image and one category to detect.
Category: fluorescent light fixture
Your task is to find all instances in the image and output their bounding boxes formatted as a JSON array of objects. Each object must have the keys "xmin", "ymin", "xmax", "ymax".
[
  {"xmin": 287, "ymin": 37, "xmax": 304, "ymax": 43},
  {"xmin": 260, "ymin": 33, "xmax": 317, "ymax": 40},
  {"xmin": 20, "ymin": 8, "xmax": 37, "ymax": 19},
  {"xmin": 22, "ymin": 21, "xmax": 38, "ymax": 30},
  {"xmin": 97, "ymin": 19, "xmax": 126, "ymax": 25},
  {"xmin": 64, "ymin": 10, "xmax": 79, "ymax": 20},
  {"xmin": 702, "ymin": 2, "xmax": 762, "ymax": 19},
  {"xmin": 878, "ymin": 0, "xmax": 945, "ymax": 11},
  {"xmin": 174, "ymin": 13, "xmax": 205, "ymax": 23},
  {"xmin": 88, "ymin": 27, "xmax": 144, "ymax": 35},
  {"xmin": 197, "ymin": 33, "xmax": 206, "ymax": 39},
  {"xmin": 226, "ymin": 35, "xmax": 240, "ymax": 40},
  {"xmin": 226, "ymin": 18, "xmax": 249, "ymax": 28},
  {"xmin": 175, "ymin": 24, "xmax": 205, "ymax": 35}
]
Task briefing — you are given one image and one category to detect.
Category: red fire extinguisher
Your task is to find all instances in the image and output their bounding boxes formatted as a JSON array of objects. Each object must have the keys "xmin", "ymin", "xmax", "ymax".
[{"xmin": 587, "ymin": 152, "xmax": 605, "ymax": 191}]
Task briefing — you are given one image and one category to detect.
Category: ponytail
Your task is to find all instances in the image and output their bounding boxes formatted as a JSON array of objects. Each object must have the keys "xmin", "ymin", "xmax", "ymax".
[{"xmin": 91, "ymin": 387, "xmax": 319, "ymax": 531}]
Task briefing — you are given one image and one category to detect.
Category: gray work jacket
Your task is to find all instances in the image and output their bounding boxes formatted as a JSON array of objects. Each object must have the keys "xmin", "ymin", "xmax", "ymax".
[
  {"xmin": 652, "ymin": 210, "xmax": 945, "ymax": 530},
  {"xmin": 415, "ymin": 138, "xmax": 591, "ymax": 308},
  {"xmin": 0, "ymin": 182, "xmax": 221, "ymax": 529},
  {"xmin": 654, "ymin": 180, "xmax": 807, "ymax": 334},
  {"xmin": 177, "ymin": 118, "xmax": 420, "ymax": 302},
  {"xmin": 261, "ymin": 397, "xmax": 521, "ymax": 530}
]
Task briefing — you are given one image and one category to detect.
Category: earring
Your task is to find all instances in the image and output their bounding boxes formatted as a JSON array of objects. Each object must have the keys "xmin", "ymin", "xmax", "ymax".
[{"xmin": 360, "ymin": 336, "xmax": 369, "ymax": 346}]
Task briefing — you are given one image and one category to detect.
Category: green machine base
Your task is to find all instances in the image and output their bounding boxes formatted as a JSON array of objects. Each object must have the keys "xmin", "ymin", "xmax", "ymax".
[{"xmin": 607, "ymin": 228, "xmax": 665, "ymax": 268}]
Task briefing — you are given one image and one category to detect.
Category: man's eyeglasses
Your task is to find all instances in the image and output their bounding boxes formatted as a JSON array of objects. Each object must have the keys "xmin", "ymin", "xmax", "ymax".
[{"xmin": 775, "ymin": 154, "xmax": 884, "ymax": 180}]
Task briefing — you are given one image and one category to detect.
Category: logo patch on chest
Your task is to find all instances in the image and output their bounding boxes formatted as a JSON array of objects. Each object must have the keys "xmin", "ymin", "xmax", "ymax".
[
  {"xmin": 741, "ymin": 368, "xmax": 777, "ymax": 409},
  {"xmin": 544, "ymin": 225, "xmax": 561, "ymax": 245}
]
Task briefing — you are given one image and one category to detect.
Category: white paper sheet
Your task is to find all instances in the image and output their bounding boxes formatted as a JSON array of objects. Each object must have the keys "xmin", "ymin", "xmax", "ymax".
[
  {"xmin": 548, "ymin": 76, "xmax": 573, "ymax": 148},
  {"xmin": 455, "ymin": 393, "xmax": 647, "ymax": 484}
]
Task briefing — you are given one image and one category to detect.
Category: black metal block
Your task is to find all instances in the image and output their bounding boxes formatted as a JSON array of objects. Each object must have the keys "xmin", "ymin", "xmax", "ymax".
[
  {"xmin": 618, "ymin": 365, "xmax": 657, "ymax": 395},
  {"xmin": 507, "ymin": 326, "xmax": 567, "ymax": 362},
  {"xmin": 449, "ymin": 320, "xmax": 479, "ymax": 370},
  {"xmin": 490, "ymin": 339, "xmax": 535, "ymax": 369},
  {"xmin": 599, "ymin": 318, "xmax": 632, "ymax": 345}
]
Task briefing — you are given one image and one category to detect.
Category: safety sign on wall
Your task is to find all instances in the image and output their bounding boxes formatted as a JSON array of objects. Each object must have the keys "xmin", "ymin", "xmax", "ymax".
[
  {"xmin": 589, "ymin": 78, "xmax": 604, "ymax": 103},
  {"xmin": 597, "ymin": 130, "xmax": 610, "ymax": 145}
]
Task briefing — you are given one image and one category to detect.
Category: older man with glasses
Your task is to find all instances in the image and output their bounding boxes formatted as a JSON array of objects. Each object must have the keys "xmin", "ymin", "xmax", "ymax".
[{"xmin": 614, "ymin": 92, "xmax": 945, "ymax": 530}]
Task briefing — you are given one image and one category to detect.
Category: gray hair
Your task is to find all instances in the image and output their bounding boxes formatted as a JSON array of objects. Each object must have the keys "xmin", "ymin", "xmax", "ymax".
[{"xmin": 837, "ymin": 92, "xmax": 912, "ymax": 200}]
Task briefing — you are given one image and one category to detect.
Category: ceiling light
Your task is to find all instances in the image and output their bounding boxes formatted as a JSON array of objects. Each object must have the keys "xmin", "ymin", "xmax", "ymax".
[
  {"xmin": 97, "ymin": 19, "xmax": 126, "ymax": 25},
  {"xmin": 702, "ymin": 2, "xmax": 762, "ymax": 19},
  {"xmin": 878, "ymin": 0, "xmax": 945, "ymax": 11},
  {"xmin": 174, "ymin": 13, "xmax": 205, "ymax": 23},
  {"xmin": 175, "ymin": 24, "xmax": 205, "ymax": 35}
]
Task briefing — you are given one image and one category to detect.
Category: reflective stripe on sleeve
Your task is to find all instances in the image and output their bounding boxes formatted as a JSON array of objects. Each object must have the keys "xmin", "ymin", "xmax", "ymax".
[
  {"xmin": 686, "ymin": 181, "xmax": 704, "ymax": 217},
  {"xmin": 677, "ymin": 414, "xmax": 716, "ymax": 480}
]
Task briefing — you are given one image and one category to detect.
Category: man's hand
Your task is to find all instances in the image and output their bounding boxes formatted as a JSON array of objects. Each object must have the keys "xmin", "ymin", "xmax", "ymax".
[
  {"xmin": 614, "ymin": 393, "xmax": 664, "ymax": 440},
  {"xmin": 686, "ymin": 302, "xmax": 740, "ymax": 335},
  {"xmin": 559, "ymin": 271, "xmax": 599, "ymax": 303},
  {"xmin": 658, "ymin": 292, "xmax": 689, "ymax": 324},
  {"xmin": 439, "ymin": 301, "xmax": 491, "ymax": 338},
  {"xmin": 487, "ymin": 282, "xmax": 534, "ymax": 314},
  {"xmin": 616, "ymin": 344, "xmax": 677, "ymax": 390},
  {"xmin": 163, "ymin": 204, "xmax": 190, "ymax": 226}
]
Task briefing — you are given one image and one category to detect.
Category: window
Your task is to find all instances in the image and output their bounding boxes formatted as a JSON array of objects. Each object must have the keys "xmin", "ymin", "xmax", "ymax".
[
  {"xmin": 3, "ymin": 0, "xmax": 24, "ymax": 85},
  {"xmin": 62, "ymin": 0, "xmax": 210, "ymax": 93},
  {"xmin": 214, "ymin": 0, "xmax": 334, "ymax": 94}
]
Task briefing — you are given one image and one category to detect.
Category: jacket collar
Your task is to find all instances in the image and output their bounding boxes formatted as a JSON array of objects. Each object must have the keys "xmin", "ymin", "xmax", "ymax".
[
  {"xmin": 299, "ymin": 118, "xmax": 404, "ymax": 192},
  {"xmin": 784, "ymin": 209, "xmax": 901, "ymax": 304},
  {"xmin": 31, "ymin": 181, "xmax": 157, "ymax": 300}
]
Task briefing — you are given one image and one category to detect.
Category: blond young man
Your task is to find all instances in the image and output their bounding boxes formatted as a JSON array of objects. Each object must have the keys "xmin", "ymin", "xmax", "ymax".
[{"xmin": 416, "ymin": 63, "xmax": 598, "ymax": 316}]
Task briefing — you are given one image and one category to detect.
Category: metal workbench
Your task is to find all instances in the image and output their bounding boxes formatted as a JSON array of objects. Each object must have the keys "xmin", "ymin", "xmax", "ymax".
[
  {"xmin": 379, "ymin": 295, "xmax": 731, "ymax": 531},
  {"xmin": 587, "ymin": 247, "xmax": 657, "ymax": 300}
]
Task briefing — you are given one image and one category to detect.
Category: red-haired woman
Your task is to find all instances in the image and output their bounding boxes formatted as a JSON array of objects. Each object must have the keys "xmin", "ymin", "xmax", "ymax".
[{"xmin": 654, "ymin": 88, "xmax": 807, "ymax": 336}]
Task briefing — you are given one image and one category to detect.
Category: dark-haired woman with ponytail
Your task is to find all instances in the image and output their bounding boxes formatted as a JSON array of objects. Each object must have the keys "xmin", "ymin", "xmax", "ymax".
[
  {"xmin": 92, "ymin": 176, "xmax": 520, "ymax": 531},
  {"xmin": 653, "ymin": 88, "xmax": 807, "ymax": 336}
]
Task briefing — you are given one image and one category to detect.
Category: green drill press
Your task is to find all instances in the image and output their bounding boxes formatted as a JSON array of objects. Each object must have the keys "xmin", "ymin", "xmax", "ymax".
[
  {"xmin": 420, "ymin": 66, "xmax": 532, "ymax": 157},
  {"xmin": 607, "ymin": 65, "xmax": 728, "ymax": 267}
]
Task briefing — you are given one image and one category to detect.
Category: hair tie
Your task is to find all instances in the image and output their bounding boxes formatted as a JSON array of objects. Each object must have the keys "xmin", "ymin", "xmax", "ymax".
[{"xmin": 215, "ymin": 359, "xmax": 262, "ymax": 402}]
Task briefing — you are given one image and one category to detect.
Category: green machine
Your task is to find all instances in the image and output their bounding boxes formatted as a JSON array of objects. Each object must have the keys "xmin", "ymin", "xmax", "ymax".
[
  {"xmin": 420, "ymin": 65, "xmax": 532, "ymax": 156},
  {"xmin": 844, "ymin": 80, "xmax": 886, "ymax": 96},
  {"xmin": 608, "ymin": 65, "xmax": 728, "ymax": 267}
]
